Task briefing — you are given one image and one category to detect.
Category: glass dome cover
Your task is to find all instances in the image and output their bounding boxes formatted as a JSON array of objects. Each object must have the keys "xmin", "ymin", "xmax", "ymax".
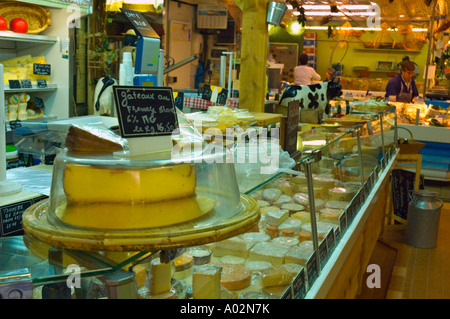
[{"xmin": 47, "ymin": 146, "xmax": 243, "ymax": 232}]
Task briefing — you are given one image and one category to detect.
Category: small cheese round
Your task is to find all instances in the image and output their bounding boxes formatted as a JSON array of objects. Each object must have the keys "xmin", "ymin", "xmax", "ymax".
[
  {"xmin": 217, "ymin": 263, "xmax": 252, "ymax": 291},
  {"xmin": 326, "ymin": 200, "xmax": 350, "ymax": 210}
]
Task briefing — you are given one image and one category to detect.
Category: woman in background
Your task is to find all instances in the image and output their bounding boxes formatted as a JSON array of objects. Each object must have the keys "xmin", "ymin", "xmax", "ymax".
[
  {"xmin": 385, "ymin": 60, "xmax": 419, "ymax": 103},
  {"xmin": 294, "ymin": 53, "xmax": 321, "ymax": 85}
]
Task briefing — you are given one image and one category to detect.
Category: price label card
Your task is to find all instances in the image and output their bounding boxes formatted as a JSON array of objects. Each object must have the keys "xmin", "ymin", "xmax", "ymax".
[
  {"xmin": 281, "ymin": 285, "xmax": 292, "ymax": 299},
  {"xmin": 319, "ymin": 239, "xmax": 329, "ymax": 270},
  {"xmin": 292, "ymin": 268, "xmax": 307, "ymax": 299},
  {"xmin": 339, "ymin": 210, "xmax": 347, "ymax": 235},
  {"xmin": 326, "ymin": 228, "xmax": 336, "ymax": 253},
  {"xmin": 113, "ymin": 86, "xmax": 179, "ymax": 138},
  {"xmin": 33, "ymin": 63, "xmax": 51, "ymax": 76},
  {"xmin": 335, "ymin": 226, "xmax": 341, "ymax": 243},
  {"xmin": 21, "ymin": 80, "xmax": 32, "ymax": 89},
  {"xmin": 37, "ymin": 79, "xmax": 48, "ymax": 88},
  {"xmin": 9, "ymin": 80, "xmax": 21, "ymax": 89},
  {"xmin": 306, "ymin": 252, "xmax": 319, "ymax": 287}
]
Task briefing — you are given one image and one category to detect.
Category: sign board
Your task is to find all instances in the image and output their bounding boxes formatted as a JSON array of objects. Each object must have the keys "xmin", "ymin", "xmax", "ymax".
[
  {"xmin": 33, "ymin": 63, "xmax": 51, "ymax": 76},
  {"xmin": 121, "ymin": 8, "xmax": 160, "ymax": 39},
  {"xmin": 20, "ymin": 80, "xmax": 32, "ymax": 89},
  {"xmin": 392, "ymin": 169, "xmax": 424, "ymax": 220},
  {"xmin": 284, "ymin": 99, "xmax": 299, "ymax": 154},
  {"xmin": 113, "ymin": 86, "xmax": 179, "ymax": 138}
]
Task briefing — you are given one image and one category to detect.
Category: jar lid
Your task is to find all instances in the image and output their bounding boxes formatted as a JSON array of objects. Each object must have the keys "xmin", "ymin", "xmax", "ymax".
[{"xmin": 414, "ymin": 190, "xmax": 438, "ymax": 197}]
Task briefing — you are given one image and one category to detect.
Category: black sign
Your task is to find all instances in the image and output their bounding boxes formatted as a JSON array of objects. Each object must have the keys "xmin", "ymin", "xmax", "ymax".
[
  {"xmin": 339, "ymin": 210, "xmax": 347, "ymax": 235},
  {"xmin": 34, "ymin": 97, "xmax": 45, "ymax": 109},
  {"xmin": 326, "ymin": 228, "xmax": 336, "ymax": 253},
  {"xmin": 121, "ymin": 8, "xmax": 160, "ymax": 39},
  {"xmin": 285, "ymin": 100, "xmax": 299, "ymax": 154},
  {"xmin": 21, "ymin": 80, "xmax": 32, "ymax": 89},
  {"xmin": 306, "ymin": 252, "xmax": 319, "ymax": 287},
  {"xmin": 1, "ymin": 195, "xmax": 47, "ymax": 237},
  {"xmin": 9, "ymin": 80, "xmax": 21, "ymax": 89},
  {"xmin": 33, "ymin": 63, "xmax": 51, "ymax": 76},
  {"xmin": 113, "ymin": 86, "xmax": 179, "ymax": 138},
  {"xmin": 292, "ymin": 268, "xmax": 307, "ymax": 299},
  {"xmin": 37, "ymin": 79, "xmax": 47, "ymax": 88},
  {"xmin": 319, "ymin": 239, "xmax": 329, "ymax": 270},
  {"xmin": 392, "ymin": 169, "xmax": 424, "ymax": 220}
]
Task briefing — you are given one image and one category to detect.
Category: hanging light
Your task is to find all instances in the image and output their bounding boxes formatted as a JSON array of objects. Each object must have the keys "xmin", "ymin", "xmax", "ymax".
[{"xmin": 287, "ymin": 20, "xmax": 305, "ymax": 35}]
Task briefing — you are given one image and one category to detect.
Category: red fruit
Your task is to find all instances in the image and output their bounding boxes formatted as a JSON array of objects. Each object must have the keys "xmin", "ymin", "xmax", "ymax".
[
  {"xmin": 0, "ymin": 16, "xmax": 7, "ymax": 31},
  {"xmin": 10, "ymin": 18, "xmax": 28, "ymax": 33}
]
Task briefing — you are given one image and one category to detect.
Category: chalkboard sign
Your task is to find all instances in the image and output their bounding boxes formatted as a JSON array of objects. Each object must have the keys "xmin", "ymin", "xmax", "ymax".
[
  {"xmin": 1, "ymin": 195, "xmax": 47, "ymax": 237},
  {"xmin": 113, "ymin": 86, "xmax": 179, "ymax": 138},
  {"xmin": 33, "ymin": 63, "xmax": 51, "ymax": 75},
  {"xmin": 121, "ymin": 8, "xmax": 160, "ymax": 39},
  {"xmin": 392, "ymin": 169, "xmax": 424, "ymax": 220},
  {"xmin": 306, "ymin": 252, "xmax": 319, "ymax": 287},
  {"xmin": 292, "ymin": 268, "xmax": 307, "ymax": 299},
  {"xmin": 9, "ymin": 80, "xmax": 21, "ymax": 89},
  {"xmin": 326, "ymin": 228, "xmax": 336, "ymax": 253},
  {"xmin": 284, "ymin": 99, "xmax": 299, "ymax": 154},
  {"xmin": 37, "ymin": 79, "xmax": 47, "ymax": 88},
  {"xmin": 34, "ymin": 97, "xmax": 45, "ymax": 109},
  {"xmin": 201, "ymin": 84, "xmax": 228, "ymax": 105},
  {"xmin": 21, "ymin": 80, "xmax": 32, "ymax": 89},
  {"xmin": 319, "ymin": 239, "xmax": 329, "ymax": 270}
]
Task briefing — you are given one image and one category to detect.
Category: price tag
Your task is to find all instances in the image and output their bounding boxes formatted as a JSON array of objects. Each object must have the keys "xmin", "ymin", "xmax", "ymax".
[
  {"xmin": 334, "ymin": 226, "xmax": 341, "ymax": 243},
  {"xmin": 326, "ymin": 228, "xmax": 336, "ymax": 253},
  {"xmin": 1, "ymin": 196, "xmax": 47, "ymax": 237},
  {"xmin": 281, "ymin": 285, "xmax": 292, "ymax": 299},
  {"xmin": 292, "ymin": 268, "xmax": 307, "ymax": 299},
  {"xmin": 284, "ymin": 99, "xmax": 299, "ymax": 154},
  {"xmin": 21, "ymin": 80, "xmax": 32, "ymax": 89},
  {"xmin": 306, "ymin": 252, "xmax": 319, "ymax": 287},
  {"xmin": 319, "ymin": 239, "xmax": 329, "ymax": 270},
  {"xmin": 37, "ymin": 79, "xmax": 48, "ymax": 88},
  {"xmin": 9, "ymin": 80, "xmax": 21, "ymax": 89},
  {"xmin": 113, "ymin": 86, "xmax": 179, "ymax": 138},
  {"xmin": 339, "ymin": 210, "xmax": 347, "ymax": 235},
  {"xmin": 33, "ymin": 63, "xmax": 51, "ymax": 76}
]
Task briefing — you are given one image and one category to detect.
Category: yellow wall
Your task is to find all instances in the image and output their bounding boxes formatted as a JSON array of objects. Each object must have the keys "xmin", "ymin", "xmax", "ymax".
[
  {"xmin": 269, "ymin": 27, "xmax": 429, "ymax": 87},
  {"xmin": 315, "ymin": 29, "xmax": 428, "ymax": 83}
]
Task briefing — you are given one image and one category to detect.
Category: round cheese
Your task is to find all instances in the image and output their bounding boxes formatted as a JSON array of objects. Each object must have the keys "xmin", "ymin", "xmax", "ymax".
[
  {"xmin": 313, "ymin": 176, "xmax": 336, "ymax": 189},
  {"xmin": 261, "ymin": 188, "xmax": 282, "ymax": 202},
  {"xmin": 217, "ymin": 263, "xmax": 251, "ymax": 291},
  {"xmin": 326, "ymin": 200, "xmax": 350, "ymax": 210},
  {"xmin": 320, "ymin": 208, "xmax": 343, "ymax": 223},
  {"xmin": 244, "ymin": 260, "xmax": 273, "ymax": 274},
  {"xmin": 280, "ymin": 203, "xmax": 305, "ymax": 214},
  {"xmin": 220, "ymin": 255, "xmax": 246, "ymax": 265},
  {"xmin": 328, "ymin": 187, "xmax": 355, "ymax": 202}
]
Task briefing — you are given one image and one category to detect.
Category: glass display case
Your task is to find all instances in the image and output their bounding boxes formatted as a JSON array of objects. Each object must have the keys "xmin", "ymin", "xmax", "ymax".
[{"xmin": 1, "ymin": 114, "xmax": 398, "ymax": 299}]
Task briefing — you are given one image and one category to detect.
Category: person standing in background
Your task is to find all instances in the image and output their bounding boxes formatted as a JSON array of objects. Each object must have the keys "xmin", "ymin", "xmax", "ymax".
[
  {"xmin": 294, "ymin": 53, "xmax": 321, "ymax": 85},
  {"xmin": 385, "ymin": 60, "xmax": 419, "ymax": 103}
]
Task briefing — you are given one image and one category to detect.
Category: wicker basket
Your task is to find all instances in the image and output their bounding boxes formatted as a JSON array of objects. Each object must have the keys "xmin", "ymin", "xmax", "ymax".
[{"xmin": 0, "ymin": 2, "xmax": 51, "ymax": 34}]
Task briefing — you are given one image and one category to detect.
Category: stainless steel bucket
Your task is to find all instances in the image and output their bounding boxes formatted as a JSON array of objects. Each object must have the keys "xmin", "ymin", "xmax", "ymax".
[
  {"xmin": 405, "ymin": 190, "xmax": 444, "ymax": 248},
  {"xmin": 266, "ymin": 2, "xmax": 287, "ymax": 26}
]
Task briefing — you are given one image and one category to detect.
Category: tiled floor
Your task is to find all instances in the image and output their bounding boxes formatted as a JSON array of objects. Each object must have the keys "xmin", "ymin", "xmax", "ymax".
[{"xmin": 383, "ymin": 181, "xmax": 450, "ymax": 299}]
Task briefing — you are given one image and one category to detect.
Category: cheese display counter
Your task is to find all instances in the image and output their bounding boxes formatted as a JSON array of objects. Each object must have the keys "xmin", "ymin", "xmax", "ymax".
[{"xmin": 0, "ymin": 105, "xmax": 398, "ymax": 299}]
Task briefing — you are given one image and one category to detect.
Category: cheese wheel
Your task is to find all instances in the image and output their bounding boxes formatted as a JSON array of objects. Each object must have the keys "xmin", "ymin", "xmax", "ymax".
[
  {"xmin": 291, "ymin": 211, "xmax": 319, "ymax": 223},
  {"xmin": 326, "ymin": 200, "xmax": 350, "ymax": 210},
  {"xmin": 220, "ymin": 255, "xmax": 246, "ymax": 265},
  {"xmin": 328, "ymin": 187, "xmax": 356, "ymax": 202},
  {"xmin": 313, "ymin": 176, "xmax": 336, "ymax": 189},
  {"xmin": 292, "ymin": 193, "xmax": 309, "ymax": 206},
  {"xmin": 249, "ymin": 242, "xmax": 289, "ymax": 265},
  {"xmin": 280, "ymin": 203, "xmax": 305, "ymax": 214},
  {"xmin": 271, "ymin": 236, "xmax": 299, "ymax": 248},
  {"xmin": 261, "ymin": 265, "xmax": 294, "ymax": 287},
  {"xmin": 281, "ymin": 263, "xmax": 305, "ymax": 277},
  {"xmin": 241, "ymin": 232, "xmax": 271, "ymax": 246},
  {"xmin": 216, "ymin": 263, "xmax": 251, "ymax": 291},
  {"xmin": 244, "ymin": 260, "xmax": 273, "ymax": 274},
  {"xmin": 260, "ymin": 205, "xmax": 281, "ymax": 216},
  {"xmin": 274, "ymin": 194, "xmax": 292, "ymax": 206},
  {"xmin": 298, "ymin": 186, "xmax": 327, "ymax": 200},
  {"xmin": 261, "ymin": 188, "xmax": 282, "ymax": 202},
  {"xmin": 285, "ymin": 241, "xmax": 314, "ymax": 266},
  {"xmin": 278, "ymin": 217, "xmax": 303, "ymax": 235},
  {"xmin": 320, "ymin": 208, "xmax": 343, "ymax": 223},
  {"xmin": 290, "ymin": 174, "xmax": 307, "ymax": 185}
]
